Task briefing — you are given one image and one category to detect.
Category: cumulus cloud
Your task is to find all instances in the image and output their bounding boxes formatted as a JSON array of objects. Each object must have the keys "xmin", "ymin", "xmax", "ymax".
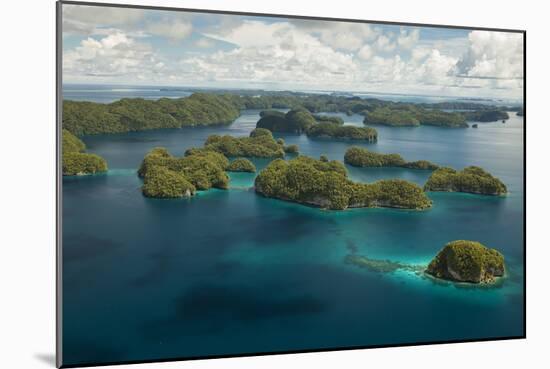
[
  {"xmin": 454, "ymin": 31, "xmax": 524, "ymax": 80},
  {"xmin": 63, "ymin": 32, "xmax": 162, "ymax": 80},
  {"xmin": 62, "ymin": 4, "xmax": 145, "ymax": 35},
  {"xmin": 183, "ymin": 21, "xmax": 357, "ymax": 87}
]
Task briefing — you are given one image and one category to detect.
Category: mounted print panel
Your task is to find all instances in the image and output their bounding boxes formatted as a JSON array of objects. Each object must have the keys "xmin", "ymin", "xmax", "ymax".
[{"xmin": 57, "ymin": 1, "xmax": 525, "ymax": 367}]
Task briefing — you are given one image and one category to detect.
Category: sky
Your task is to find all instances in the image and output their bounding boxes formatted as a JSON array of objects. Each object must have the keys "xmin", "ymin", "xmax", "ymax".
[{"xmin": 62, "ymin": 4, "xmax": 524, "ymax": 100}]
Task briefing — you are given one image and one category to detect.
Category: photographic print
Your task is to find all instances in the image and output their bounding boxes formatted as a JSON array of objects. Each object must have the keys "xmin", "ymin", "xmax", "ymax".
[{"xmin": 58, "ymin": 1, "xmax": 525, "ymax": 367}]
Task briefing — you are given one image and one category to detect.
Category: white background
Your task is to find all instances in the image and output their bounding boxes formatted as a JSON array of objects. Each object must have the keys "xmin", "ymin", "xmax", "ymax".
[{"xmin": 0, "ymin": 0, "xmax": 547, "ymax": 368}]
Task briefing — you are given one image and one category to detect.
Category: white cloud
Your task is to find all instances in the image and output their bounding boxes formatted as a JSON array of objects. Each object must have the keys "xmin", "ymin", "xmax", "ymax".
[
  {"xmin": 455, "ymin": 31, "xmax": 523, "ymax": 80},
  {"xmin": 146, "ymin": 20, "xmax": 192, "ymax": 41},
  {"xmin": 357, "ymin": 45, "xmax": 373, "ymax": 60},
  {"xmin": 397, "ymin": 28, "xmax": 420, "ymax": 49},
  {"xmin": 64, "ymin": 32, "xmax": 162, "ymax": 80},
  {"xmin": 182, "ymin": 21, "xmax": 357, "ymax": 88},
  {"xmin": 62, "ymin": 4, "xmax": 145, "ymax": 35}
]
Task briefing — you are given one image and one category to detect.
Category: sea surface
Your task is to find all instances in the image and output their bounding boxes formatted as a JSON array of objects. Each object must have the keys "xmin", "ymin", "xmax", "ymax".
[{"xmin": 62, "ymin": 87, "xmax": 525, "ymax": 366}]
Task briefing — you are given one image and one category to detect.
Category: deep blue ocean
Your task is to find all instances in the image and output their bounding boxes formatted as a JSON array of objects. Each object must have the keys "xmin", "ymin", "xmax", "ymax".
[{"xmin": 62, "ymin": 85, "xmax": 525, "ymax": 366}]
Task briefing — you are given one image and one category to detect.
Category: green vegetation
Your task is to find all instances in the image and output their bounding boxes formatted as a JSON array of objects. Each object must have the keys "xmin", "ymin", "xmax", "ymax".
[
  {"xmin": 138, "ymin": 147, "xmax": 229, "ymax": 197},
  {"xmin": 313, "ymin": 114, "xmax": 344, "ymax": 125},
  {"xmin": 463, "ymin": 110, "xmax": 509, "ymax": 122},
  {"xmin": 203, "ymin": 128, "xmax": 287, "ymax": 158},
  {"xmin": 63, "ymin": 152, "xmax": 108, "ymax": 176},
  {"xmin": 254, "ymin": 156, "xmax": 431, "ymax": 210},
  {"xmin": 256, "ymin": 108, "xmax": 316, "ymax": 133},
  {"xmin": 344, "ymin": 147, "xmax": 439, "ymax": 170},
  {"xmin": 424, "ymin": 166, "xmax": 507, "ymax": 195},
  {"xmin": 63, "ymin": 93, "xmax": 240, "ymax": 135},
  {"xmin": 306, "ymin": 123, "xmax": 378, "ymax": 142},
  {"xmin": 227, "ymin": 158, "xmax": 256, "ymax": 173},
  {"xmin": 62, "ymin": 129, "xmax": 108, "ymax": 175},
  {"xmin": 284, "ymin": 144, "xmax": 299, "ymax": 154},
  {"xmin": 401, "ymin": 160, "xmax": 440, "ymax": 170},
  {"xmin": 363, "ymin": 106, "xmax": 468, "ymax": 128},
  {"xmin": 426, "ymin": 240, "xmax": 505, "ymax": 284},
  {"xmin": 142, "ymin": 166, "xmax": 196, "ymax": 198}
]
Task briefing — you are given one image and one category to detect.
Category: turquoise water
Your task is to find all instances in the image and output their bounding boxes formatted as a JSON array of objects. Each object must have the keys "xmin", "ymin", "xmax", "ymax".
[{"xmin": 62, "ymin": 108, "xmax": 524, "ymax": 366}]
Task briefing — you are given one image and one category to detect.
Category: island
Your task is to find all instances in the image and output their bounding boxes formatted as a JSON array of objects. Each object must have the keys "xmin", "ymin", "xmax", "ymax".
[
  {"xmin": 256, "ymin": 108, "xmax": 316, "ymax": 133},
  {"xmin": 254, "ymin": 155, "xmax": 432, "ymax": 210},
  {"xmin": 138, "ymin": 147, "xmax": 230, "ymax": 197},
  {"xmin": 424, "ymin": 166, "xmax": 507, "ymax": 195},
  {"xmin": 306, "ymin": 122, "xmax": 378, "ymax": 142},
  {"xmin": 463, "ymin": 110, "xmax": 509, "ymax": 122},
  {"xmin": 426, "ymin": 240, "xmax": 505, "ymax": 284},
  {"xmin": 312, "ymin": 114, "xmax": 344, "ymax": 125},
  {"xmin": 227, "ymin": 158, "xmax": 256, "ymax": 173},
  {"xmin": 363, "ymin": 106, "xmax": 468, "ymax": 128},
  {"xmin": 63, "ymin": 93, "xmax": 241, "ymax": 135},
  {"xmin": 203, "ymin": 128, "xmax": 288, "ymax": 158},
  {"xmin": 516, "ymin": 108, "xmax": 524, "ymax": 117},
  {"xmin": 62, "ymin": 129, "xmax": 108, "ymax": 176},
  {"xmin": 344, "ymin": 147, "xmax": 439, "ymax": 170}
]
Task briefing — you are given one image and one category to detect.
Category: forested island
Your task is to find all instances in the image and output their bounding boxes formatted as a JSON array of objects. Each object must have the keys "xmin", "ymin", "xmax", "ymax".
[
  {"xmin": 344, "ymin": 147, "xmax": 439, "ymax": 170},
  {"xmin": 426, "ymin": 240, "xmax": 505, "ymax": 284},
  {"xmin": 62, "ymin": 129, "xmax": 108, "ymax": 176},
  {"xmin": 227, "ymin": 158, "xmax": 256, "ymax": 173},
  {"xmin": 203, "ymin": 128, "xmax": 289, "ymax": 158},
  {"xmin": 62, "ymin": 91, "xmax": 517, "ymax": 137},
  {"xmin": 424, "ymin": 166, "xmax": 507, "ymax": 195},
  {"xmin": 256, "ymin": 108, "xmax": 378, "ymax": 141},
  {"xmin": 254, "ymin": 156, "xmax": 432, "ymax": 210},
  {"xmin": 138, "ymin": 147, "xmax": 230, "ymax": 198}
]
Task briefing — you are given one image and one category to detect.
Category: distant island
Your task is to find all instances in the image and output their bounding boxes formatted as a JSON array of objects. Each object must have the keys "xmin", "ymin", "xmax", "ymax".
[
  {"xmin": 344, "ymin": 147, "xmax": 439, "ymax": 170},
  {"xmin": 62, "ymin": 129, "xmax": 108, "ymax": 176},
  {"xmin": 62, "ymin": 92, "xmax": 518, "ymax": 136},
  {"xmin": 254, "ymin": 155, "xmax": 432, "ymax": 210},
  {"xmin": 426, "ymin": 240, "xmax": 505, "ymax": 284},
  {"xmin": 424, "ymin": 166, "xmax": 507, "ymax": 195},
  {"xmin": 256, "ymin": 108, "xmax": 378, "ymax": 141},
  {"xmin": 363, "ymin": 106, "xmax": 468, "ymax": 128}
]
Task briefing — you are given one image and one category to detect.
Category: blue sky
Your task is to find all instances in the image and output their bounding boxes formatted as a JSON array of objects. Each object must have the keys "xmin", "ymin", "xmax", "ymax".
[{"xmin": 62, "ymin": 4, "xmax": 523, "ymax": 99}]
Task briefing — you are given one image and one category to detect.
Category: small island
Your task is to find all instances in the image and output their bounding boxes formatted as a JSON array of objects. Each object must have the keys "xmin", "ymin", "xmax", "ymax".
[
  {"xmin": 254, "ymin": 155, "xmax": 432, "ymax": 210},
  {"xmin": 463, "ymin": 110, "xmax": 509, "ymax": 122},
  {"xmin": 363, "ymin": 106, "xmax": 468, "ymax": 128},
  {"xmin": 344, "ymin": 147, "xmax": 439, "ymax": 170},
  {"xmin": 204, "ymin": 128, "xmax": 288, "ymax": 158},
  {"xmin": 62, "ymin": 129, "xmax": 108, "ymax": 176},
  {"xmin": 306, "ymin": 122, "xmax": 378, "ymax": 142},
  {"xmin": 227, "ymin": 158, "xmax": 256, "ymax": 173},
  {"xmin": 256, "ymin": 108, "xmax": 316, "ymax": 133},
  {"xmin": 138, "ymin": 147, "xmax": 230, "ymax": 197},
  {"xmin": 424, "ymin": 166, "xmax": 507, "ymax": 195},
  {"xmin": 426, "ymin": 240, "xmax": 505, "ymax": 284}
]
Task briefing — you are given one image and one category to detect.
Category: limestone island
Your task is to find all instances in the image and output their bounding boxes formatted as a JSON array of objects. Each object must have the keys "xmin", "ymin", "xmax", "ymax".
[
  {"xmin": 62, "ymin": 129, "xmax": 108, "ymax": 176},
  {"xmin": 203, "ymin": 128, "xmax": 289, "ymax": 158},
  {"xmin": 426, "ymin": 240, "xmax": 505, "ymax": 284},
  {"xmin": 424, "ymin": 166, "xmax": 507, "ymax": 195},
  {"xmin": 257, "ymin": 109, "xmax": 378, "ymax": 142},
  {"xmin": 344, "ymin": 147, "xmax": 439, "ymax": 170},
  {"xmin": 254, "ymin": 155, "xmax": 432, "ymax": 210},
  {"xmin": 138, "ymin": 147, "xmax": 230, "ymax": 198},
  {"xmin": 363, "ymin": 106, "xmax": 468, "ymax": 128},
  {"xmin": 306, "ymin": 122, "xmax": 378, "ymax": 142},
  {"xmin": 227, "ymin": 158, "xmax": 256, "ymax": 173},
  {"xmin": 463, "ymin": 110, "xmax": 509, "ymax": 122}
]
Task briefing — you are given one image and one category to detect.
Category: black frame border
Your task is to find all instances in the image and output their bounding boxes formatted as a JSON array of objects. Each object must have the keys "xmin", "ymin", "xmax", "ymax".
[{"xmin": 56, "ymin": 1, "xmax": 527, "ymax": 368}]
